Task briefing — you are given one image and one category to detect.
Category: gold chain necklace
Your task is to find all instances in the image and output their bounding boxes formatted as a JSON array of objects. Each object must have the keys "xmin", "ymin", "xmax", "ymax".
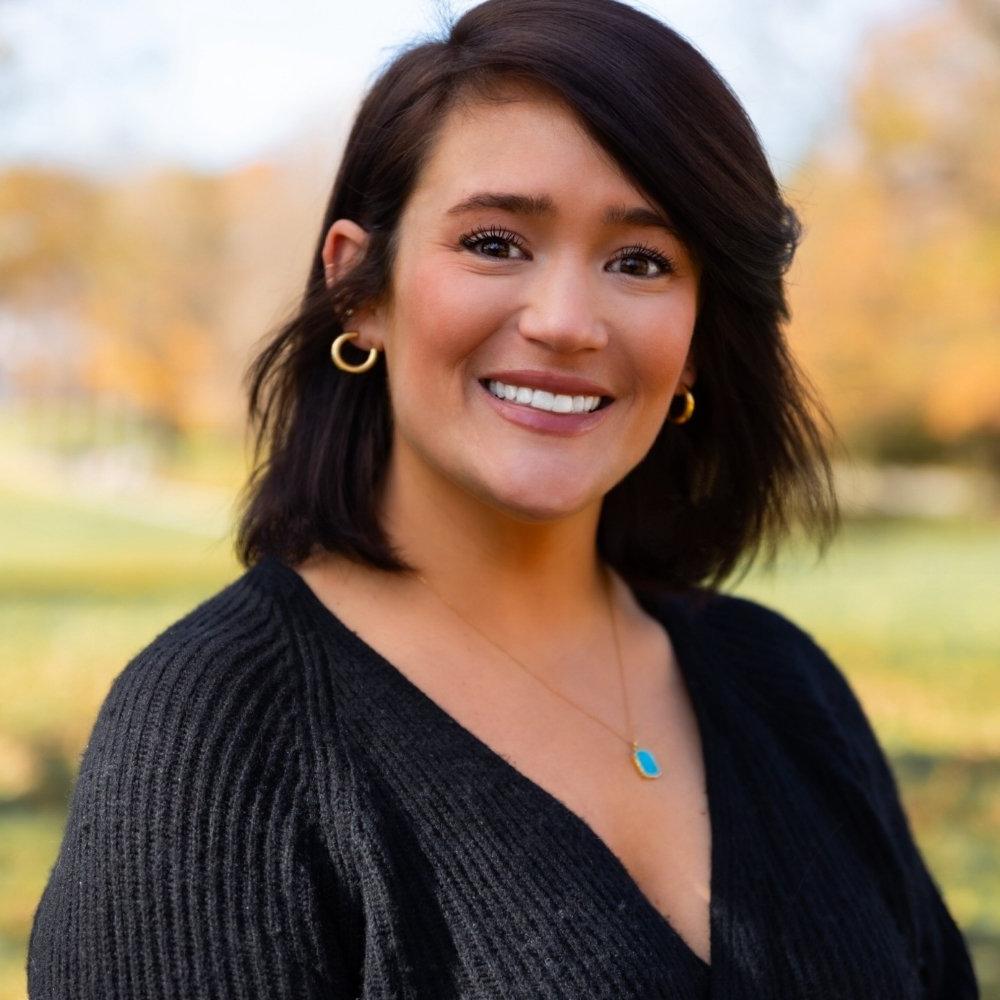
[{"xmin": 412, "ymin": 564, "xmax": 663, "ymax": 779}]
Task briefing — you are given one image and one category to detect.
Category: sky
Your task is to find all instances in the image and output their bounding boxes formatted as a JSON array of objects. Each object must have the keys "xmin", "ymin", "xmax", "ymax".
[{"xmin": 0, "ymin": 0, "xmax": 935, "ymax": 179}]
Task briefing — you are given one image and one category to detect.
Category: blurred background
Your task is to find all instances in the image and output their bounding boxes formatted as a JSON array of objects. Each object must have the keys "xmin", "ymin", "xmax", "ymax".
[{"xmin": 1, "ymin": 0, "xmax": 997, "ymax": 996}]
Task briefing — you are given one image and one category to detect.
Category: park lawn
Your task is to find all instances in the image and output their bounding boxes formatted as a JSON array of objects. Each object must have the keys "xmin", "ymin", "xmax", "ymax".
[{"xmin": 1, "ymin": 480, "xmax": 997, "ymax": 999}]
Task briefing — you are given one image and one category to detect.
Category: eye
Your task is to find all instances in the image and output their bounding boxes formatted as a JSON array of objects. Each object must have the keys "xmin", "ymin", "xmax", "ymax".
[
  {"xmin": 459, "ymin": 226, "xmax": 530, "ymax": 260},
  {"xmin": 608, "ymin": 244, "xmax": 675, "ymax": 278}
]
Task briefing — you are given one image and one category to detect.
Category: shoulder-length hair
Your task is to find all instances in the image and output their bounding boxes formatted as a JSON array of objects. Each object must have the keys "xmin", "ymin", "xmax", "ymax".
[{"xmin": 235, "ymin": 0, "xmax": 837, "ymax": 591}]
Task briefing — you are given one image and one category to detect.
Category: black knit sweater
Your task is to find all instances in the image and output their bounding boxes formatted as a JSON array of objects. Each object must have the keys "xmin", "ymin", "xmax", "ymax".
[{"xmin": 28, "ymin": 554, "xmax": 978, "ymax": 998}]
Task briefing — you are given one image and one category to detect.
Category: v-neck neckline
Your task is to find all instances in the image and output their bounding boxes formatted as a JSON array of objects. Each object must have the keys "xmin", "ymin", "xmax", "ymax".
[{"xmin": 257, "ymin": 554, "xmax": 721, "ymax": 982}]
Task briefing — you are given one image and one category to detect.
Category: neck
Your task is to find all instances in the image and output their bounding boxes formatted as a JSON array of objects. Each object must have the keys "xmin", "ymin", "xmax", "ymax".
[{"xmin": 379, "ymin": 443, "xmax": 612, "ymax": 637}]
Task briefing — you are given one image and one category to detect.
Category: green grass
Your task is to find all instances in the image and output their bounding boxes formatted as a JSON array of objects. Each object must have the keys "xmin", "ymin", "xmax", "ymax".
[{"xmin": 1, "ymin": 476, "xmax": 997, "ymax": 1000}]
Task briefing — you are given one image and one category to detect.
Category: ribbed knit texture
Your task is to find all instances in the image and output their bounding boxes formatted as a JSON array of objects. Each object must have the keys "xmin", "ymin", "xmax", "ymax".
[{"xmin": 28, "ymin": 554, "xmax": 978, "ymax": 999}]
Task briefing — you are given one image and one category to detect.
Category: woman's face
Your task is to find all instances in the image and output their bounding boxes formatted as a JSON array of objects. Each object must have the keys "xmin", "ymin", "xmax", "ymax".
[{"xmin": 328, "ymin": 87, "xmax": 699, "ymax": 524}]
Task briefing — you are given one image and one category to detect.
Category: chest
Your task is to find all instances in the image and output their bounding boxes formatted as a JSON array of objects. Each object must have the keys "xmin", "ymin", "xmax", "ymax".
[
  {"xmin": 299, "ymin": 572, "xmax": 928, "ymax": 998},
  {"xmin": 314, "ymin": 577, "xmax": 713, "ymax": 965},
  {"xmin": 445, "ymin": 649, "xmax": 713, "ymax": 966}
]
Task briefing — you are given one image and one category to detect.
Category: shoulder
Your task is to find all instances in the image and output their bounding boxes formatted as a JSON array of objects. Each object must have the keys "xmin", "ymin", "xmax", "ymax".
[
  {"xmin": 80, "ymin": 563, "xmax": 305, "ymax": 798},
  {"xmin": 682, "ymin": 588, "xmax": 822, "ymax": 650},
  {"xmin": 29, "ymin": 563, "xmax": 359, "ymax": 998},
  {"xmin": 57, "ymin": 561, "xmax": 316, "ymax": 879},
  {"xmin": 650, "ymin": 587, "xmax": 879, "ymax": 762},
  {"xmin": 661, "ymin": 587, "xmax": 845, "ymax": 692},
  {"xmin": 108, "ymin": 562, "xmax": 295, "ymax": 709}
]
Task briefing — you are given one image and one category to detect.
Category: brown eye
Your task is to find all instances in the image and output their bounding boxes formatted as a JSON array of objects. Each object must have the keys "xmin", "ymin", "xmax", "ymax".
[
  {"xmin": 608, "ymin": 245, "xmax": 675, "ymax": 278},
  {"xmin": 460, "ymin": 226, "xmax": 530, "ymax": 260}
]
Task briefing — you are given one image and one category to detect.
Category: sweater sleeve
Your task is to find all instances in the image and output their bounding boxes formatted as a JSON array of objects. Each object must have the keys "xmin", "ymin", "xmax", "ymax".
[
  {"xmin": 793, "ymin": 621, "xmax": 980, "ymax": 999},
  {"xmin": 27, "ymin": 608, "xmax": 359, "ymax": 999}
]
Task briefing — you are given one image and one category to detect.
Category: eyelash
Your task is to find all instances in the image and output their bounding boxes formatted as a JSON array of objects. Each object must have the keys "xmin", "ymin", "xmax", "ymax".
[
  {"xmin": 459, "ymin": 226, "xmax": 526, "ymax": 256},
  {"xmin": 614, "ymin": 242, "xmax": 676, "ymax": 276},
  {"xmin": 458, "ymin": 225, "xmax": 676, "ymax": 276}
]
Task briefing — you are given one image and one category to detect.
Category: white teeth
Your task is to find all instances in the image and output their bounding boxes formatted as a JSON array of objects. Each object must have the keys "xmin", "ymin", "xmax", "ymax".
[{"xmin": 486, "ymin": 379, "xmax": 603, "ymax": 414}]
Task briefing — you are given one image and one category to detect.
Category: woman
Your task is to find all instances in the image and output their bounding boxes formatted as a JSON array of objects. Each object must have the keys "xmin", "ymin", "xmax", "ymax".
[{"xmin": 28, "ymin": 1, "xmax": 978, "ymax": 997}]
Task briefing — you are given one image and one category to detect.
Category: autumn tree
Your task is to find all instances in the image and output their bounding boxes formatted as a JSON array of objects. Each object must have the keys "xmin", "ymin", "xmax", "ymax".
[{"xmin": 787, "ymin": 0, "xmax": 1000, "ymax": 467}]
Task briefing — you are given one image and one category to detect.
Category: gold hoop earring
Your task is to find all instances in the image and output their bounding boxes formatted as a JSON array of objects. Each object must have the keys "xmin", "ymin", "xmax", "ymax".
[
  {"xmin": 331, "ymin": 332, "xmax": 379, "ymax": 374},
  {"xmin": 667, "ymin": 388, "xmax": 695, "ymax": 425}
]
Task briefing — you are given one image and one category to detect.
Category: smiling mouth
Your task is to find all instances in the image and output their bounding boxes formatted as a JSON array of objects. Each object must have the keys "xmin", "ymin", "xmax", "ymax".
[{"xmin": 479, "ymin": 378, "xmax": 614, "ymax": 414}]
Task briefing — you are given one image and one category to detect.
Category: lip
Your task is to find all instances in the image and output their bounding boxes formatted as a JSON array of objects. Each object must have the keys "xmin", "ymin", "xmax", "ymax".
[
  {"xmin": 478, "ymin": 379, "xmax": 614, "ymax": 436},
  {"xmin": 480, "ymin": 369, "xmax": 614, "ymax": 399}
]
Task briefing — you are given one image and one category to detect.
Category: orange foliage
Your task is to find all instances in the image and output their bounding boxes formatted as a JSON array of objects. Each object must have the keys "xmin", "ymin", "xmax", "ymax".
[{"xmin": 787, "ymin": 0, "xmax": 1000, "ymax": 454}]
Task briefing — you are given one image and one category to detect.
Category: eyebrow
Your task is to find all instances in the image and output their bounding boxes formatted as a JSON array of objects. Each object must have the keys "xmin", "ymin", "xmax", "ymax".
[{"xmin": 446, "ymin": 192, "xmax": 677, "ymax": 233}]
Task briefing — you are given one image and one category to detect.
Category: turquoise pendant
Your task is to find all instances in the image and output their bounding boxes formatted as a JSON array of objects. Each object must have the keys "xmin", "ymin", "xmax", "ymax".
[{"xmin": 631, "ymin": 742, "xmax": 663, "ymax": 779}]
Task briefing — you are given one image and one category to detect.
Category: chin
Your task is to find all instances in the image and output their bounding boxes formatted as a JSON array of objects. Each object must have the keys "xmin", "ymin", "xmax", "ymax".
[{"xmin": 474, "ymin": 476, "xmax": 602, "ymax": 524}]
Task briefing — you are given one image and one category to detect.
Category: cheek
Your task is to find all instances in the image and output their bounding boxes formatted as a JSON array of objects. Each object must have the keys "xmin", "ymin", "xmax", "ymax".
[
  {"xmin": 626, "ymin": 299, "xmax": 697, "ymax": 400},
  {"xmin": 390, "ymin": 258, "xmax": 508, "ymax": 378}
]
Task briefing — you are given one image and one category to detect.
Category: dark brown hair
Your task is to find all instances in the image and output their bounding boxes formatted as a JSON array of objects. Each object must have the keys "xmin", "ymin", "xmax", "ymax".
[{"xmin": 235, "ymin": 0, "xmax": 838, "ymax": 590}]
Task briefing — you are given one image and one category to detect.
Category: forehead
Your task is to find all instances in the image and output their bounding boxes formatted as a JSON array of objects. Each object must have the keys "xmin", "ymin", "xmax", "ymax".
[{"xmin": 405, "ymin": 85, "xmax": 654, "ymax": 217}]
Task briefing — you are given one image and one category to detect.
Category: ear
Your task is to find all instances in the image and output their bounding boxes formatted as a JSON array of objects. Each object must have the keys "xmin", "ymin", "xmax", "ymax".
[
  {"xmin": 322, "ymin": 218, "xmax": 369, "ymax": 288},
  {"xmin": 321, "ymin": 219, "xmax": 385, "ymax": 352}
]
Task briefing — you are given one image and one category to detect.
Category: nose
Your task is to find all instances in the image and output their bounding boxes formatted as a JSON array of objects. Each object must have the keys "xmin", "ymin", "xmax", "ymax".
[{"xmin": 517, "ymin": 257, "xmax": 609, "ymax": 353}]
